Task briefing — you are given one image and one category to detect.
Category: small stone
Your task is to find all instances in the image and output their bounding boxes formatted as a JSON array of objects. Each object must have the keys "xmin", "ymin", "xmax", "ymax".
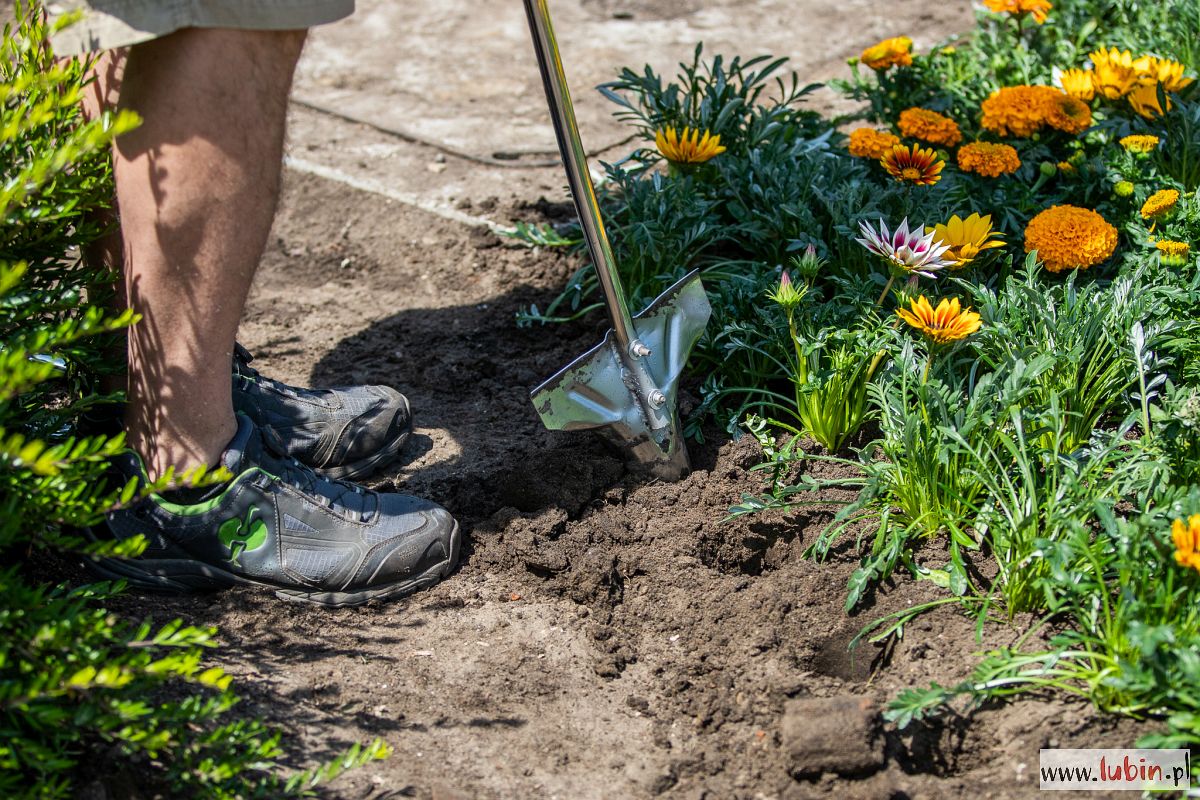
[{"xmin": 781, "ymin": 694, "xmax": 884, "ymax": 777}]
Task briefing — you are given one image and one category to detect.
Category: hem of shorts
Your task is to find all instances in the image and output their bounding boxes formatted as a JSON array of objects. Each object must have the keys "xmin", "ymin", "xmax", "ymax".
[{"xmin": 50, "ymin": 0, "xmax": 353, "ymax": 55}]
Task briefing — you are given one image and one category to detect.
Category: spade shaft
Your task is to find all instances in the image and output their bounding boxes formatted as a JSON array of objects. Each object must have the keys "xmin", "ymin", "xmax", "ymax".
[
  {"xmin": 522, "ymin": 0, "xmax": 636, "ymax": 353},
  {"xmin": 523, "ymin": 0, "xmax": 711, "ymax": 480}
]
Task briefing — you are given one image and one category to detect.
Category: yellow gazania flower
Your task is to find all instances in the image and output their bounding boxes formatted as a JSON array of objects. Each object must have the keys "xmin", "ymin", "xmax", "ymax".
[
  {"xmin": 1157, "ymin": 240, "xmax": 1191, "ymax": 266},
  {"xmin": 984, "ymin": 0, "xmax": 1052, "ymax": 23},
  {"xmin": 1172, "ymin": 515, "xmax": 1200, "ymax": 573},
  {"xmin": 897, "ymin": 107, "xmax": 963, "ymax": 148},
  {"xmin": 654, "ymin": 126, "xmax": 726, "ymax": 165},
  {"xmin": 1127, "ymin": 82, "xmax": 1173, "ymax": 118},
  {"xmin": 957, "ymin": 141, "xmax": 1022, "ymax": 177},
  {"xmin": 861, "ymin": 36, "xmax": 913, "ymax": 71},
  {"xmin": 1138, "ymin": 56, "xmax": 1194, "ymax": 93},
  {"xmin": 1044, "ymin": 92, "xmax": 1092, "ymax": 134},
  {"xmin": 1119, "ymin": 134, "xmax": 1160, "ymax": 154},
  {"xmin": 1141, "ymin": 188, "xmax": 1180, "ymax": 220},
  {"xmin": 1089, "ymin": 48, "xmax": 1138, "ymax": 99},
  {"xmin": 927, "ymin": 213, "xmax": 1005, "ymax": 269},
  {"xmin": 1058, "ymin": 68, "xmax": 1095, "ymax": 101},
  {"xmin": 847, "ymin": 127, "xmax": 901, "ymax": 159},
  {"xmin": 896, "ymin": 296, "xmax": 982, "ymax": 345},
  {"xmin": 1024, "ymin": 204, "xmax": 1118, "ymax": 273},
  {"xmin": 881, "ymin": 143, "xmax": 944, "ymax": 185}
]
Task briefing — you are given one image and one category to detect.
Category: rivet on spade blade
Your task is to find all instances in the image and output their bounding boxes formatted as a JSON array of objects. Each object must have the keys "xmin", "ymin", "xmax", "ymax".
[
  {"xmin": 630, "ymin": 340, "xmax": 652, "ymax": 358},
  {"xmin": 648, "ymin": 389, "xmax": 667, "ymax": 408}
]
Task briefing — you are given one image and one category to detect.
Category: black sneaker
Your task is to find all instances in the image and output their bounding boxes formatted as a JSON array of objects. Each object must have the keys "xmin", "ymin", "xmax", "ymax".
[
  {"xmin": 232, "ymin": 344, "xmax": 411, "ymax": 481},
  {"xmin": 87, "ymin": 415, "xmax": 460, "ymax": 608}
]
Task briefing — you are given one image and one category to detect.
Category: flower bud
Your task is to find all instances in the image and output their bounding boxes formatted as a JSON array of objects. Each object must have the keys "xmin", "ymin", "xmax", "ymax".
[
  {"xmin": 1039, "ymin": 161, "xmax": 1057, "ymax": 178},
  {"xmin": 1114, "ymin": 180, "xmax": 1135, "ymax": 197},
  {"xmin": 767, "ymin": 270, "xmax": 806, "ymax": 309}
]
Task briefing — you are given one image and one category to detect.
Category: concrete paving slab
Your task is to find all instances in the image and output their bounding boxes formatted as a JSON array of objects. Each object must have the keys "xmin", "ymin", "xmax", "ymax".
[{"xmin": 288, "ymin": 0, "xmax": 974, "ymax": 219}]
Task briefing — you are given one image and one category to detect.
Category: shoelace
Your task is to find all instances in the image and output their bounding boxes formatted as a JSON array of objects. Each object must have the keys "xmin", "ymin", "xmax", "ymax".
[
  {"xmin": 257, "ymin": 427, "xmax": 379, "ymax": 523},
  {"xmin": 233, "ymin": 343, "xmax": 300, "ymax": 399}
]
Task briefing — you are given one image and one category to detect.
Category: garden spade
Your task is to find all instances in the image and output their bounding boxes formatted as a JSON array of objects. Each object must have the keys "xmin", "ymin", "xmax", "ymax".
[{"xmin": 522, "ymin": 0, "xmax": 711, "ymax": 481}]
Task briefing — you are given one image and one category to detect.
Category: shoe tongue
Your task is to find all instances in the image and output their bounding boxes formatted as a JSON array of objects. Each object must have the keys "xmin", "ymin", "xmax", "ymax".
[{"xmin": 220, "ymin": 415, "xmax": 258, "ymax": 473}]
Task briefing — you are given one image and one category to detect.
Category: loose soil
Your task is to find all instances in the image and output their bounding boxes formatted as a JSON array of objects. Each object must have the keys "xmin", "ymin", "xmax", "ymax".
[{"xmin": 96, "ymin": 170, "xmax": 1154, "ymax": 800}]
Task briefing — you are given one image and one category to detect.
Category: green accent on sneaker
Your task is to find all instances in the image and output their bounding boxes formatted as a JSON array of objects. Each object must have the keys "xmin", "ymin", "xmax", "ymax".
[
  {"xmin": 150, "ymin": 467, "xmax": 277, "ymax": 516},
  {"xmin": 218, "ymin": 507, "xmax": 268, "ymax": 566}
]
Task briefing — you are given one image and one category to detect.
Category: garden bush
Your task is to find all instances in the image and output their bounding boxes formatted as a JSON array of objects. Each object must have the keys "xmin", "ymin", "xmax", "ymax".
[
  {"xmin": 0, "ymin": 5, "xmax": 386, "ymax": 796},
  {"xmin": 517, "ymin": 0, "xmax": 1200, "ymax": 759}
]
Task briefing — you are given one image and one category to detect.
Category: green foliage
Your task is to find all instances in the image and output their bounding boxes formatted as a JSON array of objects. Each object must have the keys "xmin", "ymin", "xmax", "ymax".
[
  {"xmin": 528, "ymin": 0, "xmax": 1200, "ymax": 754},
  {"xmin": 0, "ymin": 5, "xmax": 387, "ymax": 796}
]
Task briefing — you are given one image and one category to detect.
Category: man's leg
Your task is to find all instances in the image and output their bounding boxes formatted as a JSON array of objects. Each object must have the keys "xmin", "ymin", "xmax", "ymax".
[{"xmin": 114, "ymin": 29, "xmax": 306, "ymax": 480}]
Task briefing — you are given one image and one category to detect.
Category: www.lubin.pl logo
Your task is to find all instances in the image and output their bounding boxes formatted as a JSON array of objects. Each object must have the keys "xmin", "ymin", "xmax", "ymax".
[{"xmin": 1039, "ymin": 748, "xmax": 1192, "ymax": 791}]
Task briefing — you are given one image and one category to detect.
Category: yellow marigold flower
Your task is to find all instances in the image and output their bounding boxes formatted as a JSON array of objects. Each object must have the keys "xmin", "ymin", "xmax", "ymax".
[
  {"xmin": 896, "ymin": 295, "xmax": 982, "ymax": 345},
  {"xmin": 1127, "ymin": 82, "xmax": 1173, "ymax": 118},
  {"xmin": 1024, "ymin": 205, "xmax": 1118, "ymax": 273},
  {"xmin": 1138, "ymin": 56, "xmax": 1194, "ymax": 93},
  {"xmin": 927, "ymin": 213, "xmax": 1005, "ymax": 269},
  {"xmin": 1172, "ymin": 515, "xmax": 1200, "ymax": 573},
  {"xmin": 654, "ymin": 126, "xmax": 726, "ymax": 165},
  {"xmin": 880, "ymin": 143, "xmax": 944, "ymax": 185},
  {"xmin": 1043, "ymin": 92, "xmax": 1093, "ymax": 134},
  {"xmin": 861, "ymin": 36, "xmax": 913, "ymax": 71},
  {"xmin": 1157, "ymin": 240, "xmax": 1191, "ymax": 266},
  {"xmin": 1058, "ymin": 68, "xmax": 1095, "ymax": 101},
  {"xmin": 848, "ymin": 127, "xmax": 901, "ymax": 159},
  {"xmin": 984, "ymin": 0, "xmax": 1052, "ymax": 23},
  {"xmin": 1089, "ymin": 48, "xmax": 1138, "ymax": 99},
  {"xmin": 1141, "ymin": 188, "xmax": 1180, "ymax": 220},
  {"xmin": 1057, "ymin": 161, "xmax": 1075, "ymax": 173},
  {"xmin": 957, "ymin": 141, "xmax": 1021, "ymax": 177},
  {"xmin": 1114, "ymin": 180, "xmax": 1135, "ymax": 197},
  {"xmin": 1119, "ymin": 134, "xmax": 1160, "ymax": 153},
  {"xmin": 897, "ymin": 107, "xmax": 963, "ymax": 148}
]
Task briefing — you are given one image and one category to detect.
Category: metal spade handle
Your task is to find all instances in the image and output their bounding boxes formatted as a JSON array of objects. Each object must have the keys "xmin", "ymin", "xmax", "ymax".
[{"xmin": 522, "ymin": 0, "xmax": 638, "ymax": 357}]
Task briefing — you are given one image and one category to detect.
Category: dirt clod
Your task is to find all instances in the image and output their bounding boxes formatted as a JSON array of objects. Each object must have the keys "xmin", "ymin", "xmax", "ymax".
[{"xmin": 782, "ymin": 695, "xmax": 884, "ymax": 778}]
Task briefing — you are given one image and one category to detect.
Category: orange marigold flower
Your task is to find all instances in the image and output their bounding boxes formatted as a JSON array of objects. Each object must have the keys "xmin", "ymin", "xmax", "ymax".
[
  {"xmin": 981, "ymin": 85, "xmax": 1053, "ymax": 137},
  {"xmin": 1119, "ymin": 134, "xmax": 1160, "ymax": 153},
  {"xmin": 897, "ymin": 107, "xmax": 962, "ymax": 148},
  {"xmin": 1141, "ymin": 188, "xmax": 1179, "ymax": 220},
  {"xmin": 1173, "ymin": 515, "xmax": 1200, "ymax": 573},
  {"xmin": 1024, "ymin": 205, "xmax": 1118, "ymax": 273},
  {"xmin": 984, "ymin": 0, "xmax": 1052, "ymax": 23},
  {"xmin": 1058, "ymin": 68, "xmax": 1095, "ymax": 101},
  {"xmin": 861, "ymin": 36, "xmax": 913, "ymax": 71},
  {"xmin": 1089, "ymin": 48, "xmax": 1138, "ymax": 99},
  {"xmin": 896, "ymin": 296, "xmax": 982, "ymax": 345},
  {"xmin": 1043, "ymin": 92, "xmax": 1093, "ymax": 134},
  {"xmin": 847, "ymin": 127, "xmax": 901, "ymax": 159},
  {"xmin": 981, "ymin": 85, "xmax": 1090, "ymax": 137},
  {"xmin": 880, "ymin": 144, "xmax": 944, "ymax": 185},
  {"xmin": 957, "ymin": 142, "xmax": 1021, "ymax": 177}
]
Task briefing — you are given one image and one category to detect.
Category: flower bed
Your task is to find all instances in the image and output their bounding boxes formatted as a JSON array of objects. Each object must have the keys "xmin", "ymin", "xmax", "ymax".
[{"xmin": 516, "ymin": 0, "xmax": 1200, "ymax": 751}]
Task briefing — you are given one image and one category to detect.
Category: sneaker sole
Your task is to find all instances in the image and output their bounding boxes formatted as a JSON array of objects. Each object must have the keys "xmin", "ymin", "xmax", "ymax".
[
  {"xmin": 85, "ymin": 521, "xmax": 461, "ymax": 609},
  {"xmin": 319, "ymin": 396, "xmax": 412, "ymax": 482}
]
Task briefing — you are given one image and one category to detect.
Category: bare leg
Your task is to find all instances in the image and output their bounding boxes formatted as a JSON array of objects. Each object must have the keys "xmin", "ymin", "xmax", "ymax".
[{"xmin": 113, "ymin": 29, "xmax": 306, "ymax": 479}]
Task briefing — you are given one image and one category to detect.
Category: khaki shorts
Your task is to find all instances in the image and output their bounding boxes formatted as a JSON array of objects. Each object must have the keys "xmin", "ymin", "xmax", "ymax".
[{"xmin": 47, "ymin": 0, "xmax": 354, "ymax": 55}]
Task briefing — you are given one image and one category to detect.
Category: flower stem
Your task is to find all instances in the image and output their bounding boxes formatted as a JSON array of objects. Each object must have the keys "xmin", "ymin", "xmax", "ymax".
[{"xmin": 875, "ymin": 274, "xmax": 896, "ymax": 306}]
